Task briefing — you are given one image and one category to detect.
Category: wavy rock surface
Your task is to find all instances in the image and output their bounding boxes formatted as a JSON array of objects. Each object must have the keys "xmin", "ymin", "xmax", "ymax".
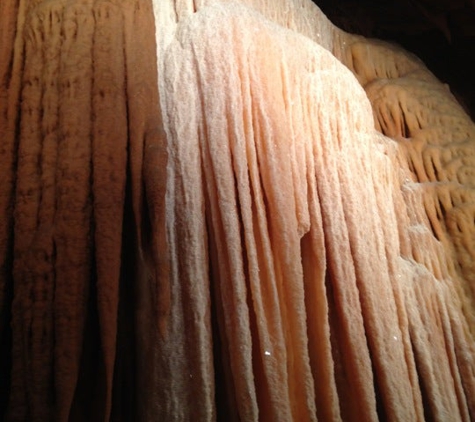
[
  {"xmin": 0, "ymin": 0, "xmax": 474, "ymax": 420},
  {"xmin": 153, "ymin": 0, "xmax": 475, "ymax": 420},
  {"xmin": 0, "ymin": 0, "xmax": 167, "ymax": 420}
]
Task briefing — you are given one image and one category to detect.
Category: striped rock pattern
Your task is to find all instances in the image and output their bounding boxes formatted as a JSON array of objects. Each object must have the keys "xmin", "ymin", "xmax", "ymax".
[{"xmin": 0, "ymin": 0, "xmax": 474, "ymax": 420}]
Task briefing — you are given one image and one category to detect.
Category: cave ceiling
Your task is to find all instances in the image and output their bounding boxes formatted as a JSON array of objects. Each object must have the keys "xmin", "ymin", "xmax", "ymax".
[{"xmin": 314, "ymin": 0, "xmax": 475, "ymax": 119}]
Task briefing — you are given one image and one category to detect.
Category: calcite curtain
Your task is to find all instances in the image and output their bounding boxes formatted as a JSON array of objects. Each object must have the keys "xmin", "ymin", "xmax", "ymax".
[
  {"xmin": 0, "ymin": 0, "xmax": 167, "ymax": 420},
  {"xmin": 1, "ymin": 0, "xmax": 474, "ymax": 421}
]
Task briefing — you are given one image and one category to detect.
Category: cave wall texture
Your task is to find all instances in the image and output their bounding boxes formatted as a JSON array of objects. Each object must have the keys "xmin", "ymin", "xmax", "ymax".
[
  {"xmin": 0, "ymin": 0, "xmax": 474, "ymax": 421},
  {"xmin": 315, "ymin": 0, "xmax": 475, "ymax": 120}
]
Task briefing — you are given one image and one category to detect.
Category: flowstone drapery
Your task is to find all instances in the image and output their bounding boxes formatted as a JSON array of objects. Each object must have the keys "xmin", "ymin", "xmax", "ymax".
[{"xmin": 0, "ymin": 0, "xmax": 474, "ymax": 420}]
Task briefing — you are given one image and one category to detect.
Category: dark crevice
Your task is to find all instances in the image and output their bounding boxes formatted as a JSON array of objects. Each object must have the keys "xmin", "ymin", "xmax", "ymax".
[
  {"xmin": 438, "ymin": 198, "xmax": 448, "ymax": 222},
  {"xmin": 408, "ymin": 333, "xmax": 434, "ymax": 422},
  {"xmin": 401, "ymin": 108, "xmax": 411, "ymax": 138},
  {"xmin": 205, "ymin": 189, "xmax": 241, "ymax": 422},
  {"xmin": 110, "ymin": 168, "xmax": 136, "ymax": 422},
  {"xmin": 427, "ymin": 212, "xmax": 441, "ymax": 241},
  {"xmin": 324, "ymin": 268, "xmax": 352, "ymax": 421},
  {"xmin": 345, "ymin": 243, "xmax": 389, "ymax": 422},
  {"xmin": 431, "ymin": 155, "xmax": 441, "ymax": 182},
  {"xmin": 0, "ymin": 255, "xmax": 13, "ymax": 420},
  {"xmin": 69, "ymin": 253, "xmax": 103, "ymax": 422},
  {"xmin": 371, "ymin": 360, "xmax": 388, "ymax": 422}
]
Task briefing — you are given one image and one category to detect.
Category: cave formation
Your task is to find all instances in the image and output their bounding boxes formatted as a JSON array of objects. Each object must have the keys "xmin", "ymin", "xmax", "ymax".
[{"xmin": 0, "ymin": 0, "xmax": 474, "ymax": 421}]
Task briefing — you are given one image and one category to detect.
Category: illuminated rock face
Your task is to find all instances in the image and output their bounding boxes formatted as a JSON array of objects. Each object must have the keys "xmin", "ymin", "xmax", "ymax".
[
  {"xmin": 0, "ymin": 0, "xmax": 474, "ymax": 421},
  {"xmin": 155, "ymin": 2, "xmax": 475, "ymax": 421}
]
